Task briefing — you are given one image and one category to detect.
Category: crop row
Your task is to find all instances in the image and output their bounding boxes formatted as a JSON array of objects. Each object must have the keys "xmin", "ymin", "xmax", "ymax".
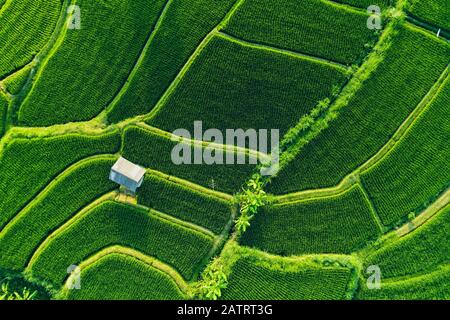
[
  {"xmin": 137, "ymin": 174, "xmax": 232, "ymax": 234},
  {"xmin": 28, "ymin": 201, "xmax": 214, "ymax": 285},
  {"xmin": 407, "ymin": 0, "xmax": 450, "ymax": 31},
  {"xmin": 148, "ymin": 33, "xmax": 346, "ymax": 139},
  {"xmin": 0, "ymin": 129, "xmax": 121, "ymax": 230},
  {"xmin": 362, "ymin": 205, "xmax": 449, "ymax": 279},
  {"xmin": 107, "ymin": 0, "xmax": 236, "ymax": 123},
  {"xmin": 3, "ymin": 64, "xmax": 32, "ymax": 95},
  {"xmin": 223, "ymin": 0, "xmax": 376, "ymax": 65},
  {"xmin": 122, "ymin": 125, "xmax": 256, "ymax": 194},
  {"xmin": 0, "ymin": 92, "xmax": 7, "ymax": 136},
  {"xmin": 361, "ymin": 77, "xmax": 450, "ymax": 225},
  {"xmin": 357, "ymin": 266, "xmax": 450, "ymax": 300},
  {"xmin": 0, "ymin": 156, "xmax": 118, "ymax": 271},
  {"xmin": 0, "ymin": 0, "xmax": 61, "ymax": 78},
  {"xmin": 221, "ymin": 250, "xmax": 352, "ymax": 300},
  {"xmin": 65, "ymin": 253, "xmax": 185, "ymax": 300},
  {"xmin": 268, "ymin": 23, "xmax": 450, "ymax": 194},
  {"xmin": 240, "ymin": 185, "xmax": 381, "ymax": 255},
  {"xmin": 18, "ymin": 0, "xmax": 167, "ymax": 126},
  {"xmin": 333, "ymin": 0, "xmax": 394, "ymax": 9}
]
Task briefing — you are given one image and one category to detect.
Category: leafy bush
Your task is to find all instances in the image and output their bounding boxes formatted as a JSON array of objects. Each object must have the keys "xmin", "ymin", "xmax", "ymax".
[
  {"xmin": 107, "ymin": 0, "xmax": 236, "ymax": 123},
  {"xmin": 361, "ymin": 78, "xmax": 450, "ymax": 225},
  {"xmin": 29, "ymin": 201, "xmax": 214, "ymax": 284},
  {"xmin": 224, "ymin": 0, "xmax": 377, "ymax": 64},
  {"xmin": 0, "ymin": 130, "xmax": 120, "ymax": 229},
  {"xmin": 148, "ymin": 34, "xmax": 346, "ymax": 139},
  {"xmin": 268, "ymin": 24, "xmax": 450, "ymax": 194},
  {"xmin": 0, "ymin": 0, "xmax": 61, "ymax": 78},
  {"xmin": 137, "ymin": 174, "xmax": 232, "ymax": 234},
  {"xmin": 0, "ymin": 157, "xmax": 118, "ymax": 270},
  {"xmin": 18, "ymin": 0, "xmax": 166, "ymax": 125},
  {"xmin": 66, "ymin": 254, "xmax": 186, "ymax": 300},
  {"xmin": 122, "ymin": 125, "xmax": 256, "ymax": 194},
  {"xmin": 241, "ymin": 185, "xmax": 380, "ymax": 255}
]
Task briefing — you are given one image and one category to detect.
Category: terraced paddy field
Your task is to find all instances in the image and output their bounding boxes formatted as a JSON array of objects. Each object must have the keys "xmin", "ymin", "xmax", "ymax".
[{"xmin": 0, "ymin": 0, "xmax": 448, "ymax": 301}]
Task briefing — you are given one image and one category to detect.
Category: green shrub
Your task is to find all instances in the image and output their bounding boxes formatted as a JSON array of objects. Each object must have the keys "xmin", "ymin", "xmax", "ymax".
[
  {"xmin": 268, "ymin": 24, "xmax": 450, "ymax": 194},
  {"xmin": 361, "ymin": 78, "xmax": 450, "ymax": 225},
  {"xmin": 107, "ymin": 0, "xmax": 236, "ymax": 123},
  {"xmin": 148, "ymin": 34, "xmax": 346, "ymax": 139},
  {"xmin": 122, "ymin": 125, "xmax": 256, "ymax": 194},
  {"xmin": 0, "ymin": 157, "xmax": 118, "ymax": 270},
  {"xmin": 0, "ymin": 0, "xmax": 61, "ymax": 78},
  {"xmin": 29, "ymin": 201, "xmax": 214, "ymax": 284},
  {"xmin": 241, "ymin": 185, "xmax": 380, "ymax": 255},
  {"xmin": 0, "ymin": 130, "xmax": 121, "ymax": 229},
  {"xmin": 224, "ymin": 0, "xmax": 377, "ymax": 65},
  {"xmin": 18, "ymin": 0, "xmax": 166, "ymax": 125},
  {"xmin": 137, "ymin": 174, "xmax": 232, "ymax": 234},
  {"xmin": 66, "ymin": 254, "xmax": 186, "ymax": 300}
]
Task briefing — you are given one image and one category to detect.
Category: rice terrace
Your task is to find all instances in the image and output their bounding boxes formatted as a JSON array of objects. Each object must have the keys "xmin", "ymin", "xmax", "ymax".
[{"xmin": 0, "ymin": 0, "xmax": 448, "ymax": 303}]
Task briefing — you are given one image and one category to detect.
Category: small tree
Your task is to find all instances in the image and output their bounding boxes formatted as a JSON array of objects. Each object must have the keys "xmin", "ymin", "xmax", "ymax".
[{"xmin": 195, "ymin": 258, "xmax": 227, "ymax": 300}]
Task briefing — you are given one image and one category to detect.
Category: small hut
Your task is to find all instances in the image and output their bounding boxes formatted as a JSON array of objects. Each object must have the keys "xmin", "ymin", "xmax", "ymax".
[{"xmin": 109, "ymin": 157, "xmax": 146, "ymax": 194}]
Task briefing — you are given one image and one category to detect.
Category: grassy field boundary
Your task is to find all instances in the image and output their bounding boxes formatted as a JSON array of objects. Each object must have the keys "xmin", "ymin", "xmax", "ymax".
[{"xmin": 59, "ymin": 245, "xmax": 190, "ymax": 297}]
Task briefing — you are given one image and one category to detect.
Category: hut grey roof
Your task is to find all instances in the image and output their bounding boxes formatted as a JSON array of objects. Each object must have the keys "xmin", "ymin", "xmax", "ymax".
[{"xmin": 111, "ymin": 157, "xmax": 146, "ymax": 183}]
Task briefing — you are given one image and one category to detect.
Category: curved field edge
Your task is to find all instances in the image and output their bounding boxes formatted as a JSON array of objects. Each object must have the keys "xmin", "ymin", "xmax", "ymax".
[
  {"xmin": 60, "ymin": 246, "xmax": 190, "ymax": 300},
  {"xmin": 219, "ymin": 241, "xmax": 360, "ymax": 300}
]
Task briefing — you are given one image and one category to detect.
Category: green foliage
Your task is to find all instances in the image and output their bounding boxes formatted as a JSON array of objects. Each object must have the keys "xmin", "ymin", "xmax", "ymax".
[
  {"xmin": 148, "ymin": 34, "xmax": 346, "ymax": 139},
  {"xmin": 107, "ymin": 0, "xmax": 236, "ymax": 123},
  {"xmin": 407, "ymin": 0, "xmax": 450, "ymax": 30},
  {"xmin": 361, "ymin": 78, "xmax": 450, "ymax": 225},
  {"xmin": 122, "ymin": 125, "xmax": 256, "ymax": 194},
  {"xmin": 195, "ymin": 258, "xmax": 228, "ymax": 300},
  {"xmin": 137, "ymin": 174, "xmax": 232, "ymax": 234},
  {"xmin": 66, "ymin": 254, "xmax": 186, "ymax": 300},
  {"xmin": 241, "ymin": 185, "xmax": 380, "ymax": 255},
  {"xmin": 0, "ymin": 0, "xmax": 61, "ymax": 78},
  {"xmin": 18, "ymin": 0, "xmax": 166, "ymax": 126},
  {"xmin": 0, "ymin": 157, "xmax": 117, "ymax": 271},
  {"xmin": 221, "ymin": 254, "xmax": 352, "ymax": 300},
  {"xmin": 268, "ymin": 24, "xmax": 450, "ymax": 194},
  {"xmin": 363, "ymin": 206, "xmax": 450, "ymax": 279},
  {"xmin": 29, "ymin": 201, "xmax": 214, "ymax": 284},
  {"xmin": 3, "ymin": 64, "xmax": 32, "ymax": 95},
  {"xmin": 0, "ymin": 130, "xmax": 120, "ymax": 229},
  {"xmin": 224, "ymin": 0, "xmax": 377, "ymax": 65}
]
